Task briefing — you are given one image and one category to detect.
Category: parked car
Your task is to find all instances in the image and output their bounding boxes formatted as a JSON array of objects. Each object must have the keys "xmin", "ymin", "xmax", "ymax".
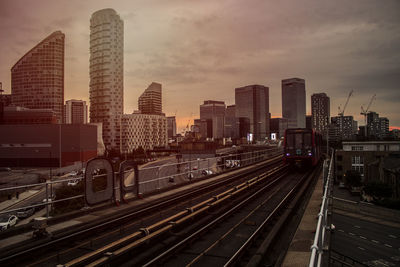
[
  {"xmin": 42, "ymin": 194, "xmax": 56, "ymax": 203},
  {"xmin": 31, "ymin": 201, "xmax": 45, "ymax": 212},
  {"xmin": 67, "ymin": 179, "xmax": 80, "ymax": 186},
  {"xmin": 16, "ymin": 206, "xmax": 35, "ymax": 219},
  {"xmin": 69, "ymin": 171, "xmax": 78, "ymax": 177},
  {"xmin": 201, "ymin": 170, "xmax": 213, "ymax": 175},
  {"xmin": 0, "ymin": 215, "xmax": 18, "ymax": 231},
  {"xmin": 77, "ymin": 168, "xmax": 85, "ymax": 176},
  {"xmin": 0, "ymin": 167, "xmax": 11, "ymax": 172}
]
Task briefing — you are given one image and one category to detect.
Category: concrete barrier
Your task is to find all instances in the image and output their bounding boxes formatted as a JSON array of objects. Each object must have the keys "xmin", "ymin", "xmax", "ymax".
[{"xmin": 333, "ymin": 197, "xmax": 400, "ymax": 223}]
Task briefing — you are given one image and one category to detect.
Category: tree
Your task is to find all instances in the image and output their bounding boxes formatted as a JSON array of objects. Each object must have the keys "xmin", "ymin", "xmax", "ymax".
[
  {"xmin": 363, "ymin": 181, "xmax": 392, "ymax": 200},
  {"xmin": 344, "ymin": 170, "xmax": 362, "ymax": 187}
]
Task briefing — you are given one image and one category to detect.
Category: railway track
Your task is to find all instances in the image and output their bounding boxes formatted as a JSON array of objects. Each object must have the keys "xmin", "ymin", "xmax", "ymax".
[
  {"xmin": 136, "ymin": 165, "xmax": 320, "ymax": 267},
  {"xmin": 41, "ymin": 163, "xmax": 319, "ymax": 267},
  {"xmin": 0, "ymin": 156, "xmax": 284, "ymax": 266},
  {"xmin": 56, "ymin": 164, "xmax": 289, "ymax": 267}
]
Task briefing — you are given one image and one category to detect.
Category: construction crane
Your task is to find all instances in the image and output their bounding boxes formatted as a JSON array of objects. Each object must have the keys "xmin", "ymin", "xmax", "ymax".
[
  {"xmin": 360, "ymin": 94, "xmax": 376, "ymax": 136},
  {"xmin": 338, "ymin": 90, "xmax": 353, "ymax": 116},
  {"xmin": 183, "ymin": 112, "xmax": 193, "ymax": 135}
]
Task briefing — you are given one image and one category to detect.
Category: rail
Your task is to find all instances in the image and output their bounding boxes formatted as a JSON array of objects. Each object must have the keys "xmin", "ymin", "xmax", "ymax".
[{"xmin": 309, "ymin": 150, "xmax": 334, "ymax": 267}]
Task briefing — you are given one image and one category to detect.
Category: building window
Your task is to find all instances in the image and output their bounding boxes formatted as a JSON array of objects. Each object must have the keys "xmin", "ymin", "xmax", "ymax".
[
  {"xmin": 351, "ymin": 155, "xmax": 364, "ymax": 164},
  {"xmin": 351, "ymin": 146, "xmax": 363, "ymax": 151},
  {"xmin": 351, "ymin": 165, "xmax": 364, "ymax": 174},
  {"xmin": 351, "ymin": 155, "xmax": 364, "ymax": 176}
]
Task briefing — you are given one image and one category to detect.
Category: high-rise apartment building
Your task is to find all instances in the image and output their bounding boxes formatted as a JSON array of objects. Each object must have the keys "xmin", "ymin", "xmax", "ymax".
[
  {"xmin": 311, "ymin": 93, "xmax": 330, "ymax": 137},
  {"xmin": 89, "ymin": 8, "xmax": 123, "ymax": 150},
  {"xmin": 200, "ymin": 100, "xmax": 226, "ymax": 139},
  {"xmin": 64, "ymin": 99, "xmax": 88, "ymax": 124},
  {"xmin": 120, "ymin": 113, "xmax": 167, "ymax": 152},
  {"xmin": 330, "ymin": 115, "xmax": 358, "ymax": 140},
  {"xmin": 11, "ymin": 31, "xmax": 65, "ymax": 123},
  {"xmin": 235, "ymin": 85, "xmax": 269, "ymax": 141},
  {"xmin": 282, "ymin": 78, "xmax": 306, "ymax": 128},
  {"xmin": 367, "ymin": 111, "xmax": 389, "ymax": 139},
  {"xmin": 167, "ymin": 116, "xmax": 177, "ymax": 138},
  {"xmin": 138, "ymin": 82, "xmax": 162, "ymax": 115}
]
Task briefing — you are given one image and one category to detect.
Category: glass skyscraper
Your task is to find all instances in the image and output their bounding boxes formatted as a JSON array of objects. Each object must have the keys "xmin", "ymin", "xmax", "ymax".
[
  {"xmin": 235, "ymin": 84, "xmax": 269, "ymax": 141},
  {"xmin": 11, "ymin": 31, "xmax": 65, "ymax": 123},
  {"xmin": 281, "ymin": 78, "xmax": 306, "ymax": 129}
]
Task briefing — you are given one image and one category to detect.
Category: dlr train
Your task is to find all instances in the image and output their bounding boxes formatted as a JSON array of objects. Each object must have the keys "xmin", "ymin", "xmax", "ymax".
[{"xmin": 283, "ymin": 128, "xmax": 322, "ymax": 168}]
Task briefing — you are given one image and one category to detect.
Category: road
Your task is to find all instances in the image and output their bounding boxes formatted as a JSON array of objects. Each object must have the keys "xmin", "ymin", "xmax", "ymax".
[
  {"xmin": 331, "ymin": 212, "xmax": 400, "ymax": 266},
  {"xmin": 127, "ymin": 156, "xmax": 219, "ymax": 194}
]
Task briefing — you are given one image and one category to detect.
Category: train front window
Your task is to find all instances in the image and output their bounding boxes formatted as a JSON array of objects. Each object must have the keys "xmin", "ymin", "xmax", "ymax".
[
  {"xmin": 286, "ymin": 134, "xmax": 294, "ymax": 149},
  {"xmin": 295, "ymin": 133, "xmax": 302, "ymax": 149},
  {"xmin": 303, "ymin": 133, "xmax": 312, "ymax": 149}
]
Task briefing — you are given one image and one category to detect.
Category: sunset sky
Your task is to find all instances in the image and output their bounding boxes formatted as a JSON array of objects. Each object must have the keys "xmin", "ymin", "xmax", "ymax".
[{"xmin": 1, "ymin": 0, "xmax": 399, "ymax": 132}]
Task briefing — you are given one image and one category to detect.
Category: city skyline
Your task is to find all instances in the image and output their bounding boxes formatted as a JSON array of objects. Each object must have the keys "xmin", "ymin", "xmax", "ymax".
[{"xmin": 1, "ymin": 0, "xmax": 399, "ymax": 131}]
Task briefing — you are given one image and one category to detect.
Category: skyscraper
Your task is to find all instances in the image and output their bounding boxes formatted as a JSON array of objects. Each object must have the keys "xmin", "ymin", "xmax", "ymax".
[
  {"xmin": 224, "ymin": 105, "xmax": 239, "ymax": 139},
  {"xmin": 235, "ymin": 84, "xmax": 269, "ymax": 141},
  {"xmin": 330, "ymin": 115, "xmax": 358, "ymax": 140},
  {"xmin": 64, "ymin": 99, "xmax": 88, "ymax": 124},
  {"xmin": 89, "ymin": 9, "xmax": 124, "ymax": 150},
  {"xmin": 120, "ymin": 113, "xmax": 167, "ymax": 152},
  {"xmin": 311, "ymin": 93, "xmax": 330, "ymax": 136},
  {"xmin": 367, "ymin": 111, "xmax": 389, "ymax": 139},
  {"xmin": 200, "ymin": 100, "xmax": 226, "ymax": 139},
  {"xmin": 11, "ymin": 31, "xmax": 65, "ymax": 123},
  {"xmin": 138, "ymin": 82, "xmax": 162, "ymax": 115},
  {"xmin": 167, "ymin": 116, "xmax": 177, "ymax": 138},
  {"xmin": 282, "ymin": 78, "xmax": 306, "ymax": 128}
]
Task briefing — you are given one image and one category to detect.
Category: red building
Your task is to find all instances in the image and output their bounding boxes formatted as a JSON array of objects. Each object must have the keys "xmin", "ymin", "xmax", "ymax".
[
  {"xmin": 0, "ymin": 124, "xmax": 98, "ymax": 167},
  {"xmin": 11, "ymin": 31, "xmax": 64, "ymax": 124}
]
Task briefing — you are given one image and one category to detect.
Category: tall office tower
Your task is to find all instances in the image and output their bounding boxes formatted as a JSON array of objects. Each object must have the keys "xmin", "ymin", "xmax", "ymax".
[
  {"xmin": 224, "ymin": 105, "xmax": 239, "ymax": 139},
  {"xmin": 282, "ymin": 78, "xmax": 306, "ymax": 129},
  {"xmin": 64, "ymin": 99, "xmax": 88, "ymax": 124},
  {"xmin": 138, "ymin": 82, "xmax": 162, "ymax": 115},
  {"xmin": 11, "ymin": 31, "xmax": 65, "ymax": 123},
  {"xmin": 89, "ymin": 9, "xmax": 124, "ymax": 150},
  {"xmin": 311, "ymin": 93, "xmax": 330, "ymax": 137},
  {"xmin": 235, "ymin": 85, "xmax": 269, "ymax": 141},
  {"xmin": 200, "ymin": 100, "xmax": 226, "ymax": 139},
  {"xmin": 167, "ymin": 116, "xmax": 177, "ymax": 138},
  {"xmin": 306, "ymin": 115, "xmax": 312, "ymax": 130}
]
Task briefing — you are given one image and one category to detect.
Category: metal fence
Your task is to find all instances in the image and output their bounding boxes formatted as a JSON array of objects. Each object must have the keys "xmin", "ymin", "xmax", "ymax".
[
  {"xmin": 136, "ymin": 148, "xmax": 281, "ymax": 195},
  {"xmin": 0, "ymin": 147, "xmax": 282, "ymax": 221},
  {"xmin": 309, "ymin": 150, "xmax": 334, "ymax": 267}
]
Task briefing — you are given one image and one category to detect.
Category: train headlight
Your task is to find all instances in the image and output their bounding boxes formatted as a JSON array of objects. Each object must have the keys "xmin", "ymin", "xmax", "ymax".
[{"xmin": 286, "ymin": 153, "xmax": 290, "ymax": 156}]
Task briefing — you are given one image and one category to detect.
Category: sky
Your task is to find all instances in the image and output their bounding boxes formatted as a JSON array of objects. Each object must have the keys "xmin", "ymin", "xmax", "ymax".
[{"xmin": 0, "ymin": 0, "xmax": 399, "ymax": 132}]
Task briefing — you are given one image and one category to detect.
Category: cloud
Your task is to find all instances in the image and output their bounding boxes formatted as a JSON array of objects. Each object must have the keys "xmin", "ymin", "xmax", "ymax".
[{"xmin": 1, "ymin": 0, "xmax": 400, "ymax": 126}]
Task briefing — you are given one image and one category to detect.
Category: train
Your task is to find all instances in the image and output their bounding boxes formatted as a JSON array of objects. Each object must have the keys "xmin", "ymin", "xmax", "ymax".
[{"xmin": 283, "ymin": 128, "xmax": 322, "ymax": 168}]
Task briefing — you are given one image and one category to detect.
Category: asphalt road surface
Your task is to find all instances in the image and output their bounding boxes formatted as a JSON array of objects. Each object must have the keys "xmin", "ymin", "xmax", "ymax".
[{"xmin": 331, "ymin": 212, "xmax": 400, "ymax": 266}]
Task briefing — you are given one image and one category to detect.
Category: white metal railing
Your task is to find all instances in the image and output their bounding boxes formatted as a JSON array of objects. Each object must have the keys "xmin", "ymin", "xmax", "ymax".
[{"xmin": 309, "ymin": 150, "xmax": 334, "ymax": 267}]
